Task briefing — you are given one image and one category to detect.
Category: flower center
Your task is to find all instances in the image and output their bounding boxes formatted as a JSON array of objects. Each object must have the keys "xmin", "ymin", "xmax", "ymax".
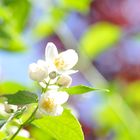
[
  {"xmin": 54, "ymin": 57, "xmax": 65, "ymax": 70},
  {"xmin": 42, "ymin": 98, "xmax": 55, "ymax": 112}
]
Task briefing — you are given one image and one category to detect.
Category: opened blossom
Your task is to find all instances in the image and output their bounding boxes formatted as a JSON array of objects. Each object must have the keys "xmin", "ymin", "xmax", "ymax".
[
  {"xmin": 45, "ymin": 42, "xmax": 78, "ymax": 74},
  {"xmin": 39, "ymin": 90, "xmax": 69, "ymax": 116}
]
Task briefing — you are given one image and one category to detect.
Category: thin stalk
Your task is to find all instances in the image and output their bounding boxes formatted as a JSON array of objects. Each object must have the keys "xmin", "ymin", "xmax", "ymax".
[
  {"xmin": 0, "ymin": 113, "xmax": 15, "ymax": 131},
  {"xmin": 9, "ymin": 105, "xmax": 38, "ymax": 140}
]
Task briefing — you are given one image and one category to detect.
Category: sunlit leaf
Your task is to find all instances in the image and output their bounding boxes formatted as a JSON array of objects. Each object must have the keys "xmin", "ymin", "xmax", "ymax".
[
  {"xmin": 31, "ymin": 127, "xmax": 55, "ymax": 140},
  {"xmin": 61, "ymin": 85, "xmax": 98, "ymax": 94},
  {"xmin": 2, "ymin": 90, "xmax": 38, "ymax": 105},
  {"xmin": 0, "ymin": 131, "xmax": 6, "ymax": 140},
  {"xmin": 0, "ymin": 82, "xmax": 28, "ymax": 95},
  {"xmin": 33, "ymin": 110, "xmax": 84, "ymax": 140},
  {"xmin": 14, "ymin": 136, "xmax": 31, "ymax": 140},
  {"xmin": 80, "ymin": 22, "xmax": 121, "ymax": 58}
]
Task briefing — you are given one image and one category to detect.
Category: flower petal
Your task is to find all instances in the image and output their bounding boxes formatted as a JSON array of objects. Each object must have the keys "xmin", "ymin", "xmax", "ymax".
[
  {"xmin": 58, "ymin": 49, "xmax": 78, "ymax": 70},
  {"xmin": 45, "ymin": 42, "xmax": 58, "ymax": 61},
  {"xmin": 62, "ymin": 70, "xmax": 78, "ymax": 75},
  {"xmin": 51, "ymin": 105, "xmax": 63, "ymax": 116},
  {"xmin": 54, "ymin": 91, "xmax": 69, "ymax": 104}
]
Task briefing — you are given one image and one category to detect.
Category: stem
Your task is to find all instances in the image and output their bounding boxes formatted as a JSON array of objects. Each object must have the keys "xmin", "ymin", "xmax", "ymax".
[
  {"xmin": 0, "ymin": 106, "xmax": 26, "ymax": 131},
  {"xmin": 9, "ymin": 105, "xmax": 38, "ymax": 140},
  {"xmin": 0, "ymin": 114, "xmax": 15, "ymax": 131},
  {"xmin": 42, "ymin": 79, "xmax": 51, "ymax": 93}
]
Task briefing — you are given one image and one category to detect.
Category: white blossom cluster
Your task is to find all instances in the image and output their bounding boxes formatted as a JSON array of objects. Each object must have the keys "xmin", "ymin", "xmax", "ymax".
[{"xmin": 28, "ymin": 42, "xmax": 78, "ymax": 116}]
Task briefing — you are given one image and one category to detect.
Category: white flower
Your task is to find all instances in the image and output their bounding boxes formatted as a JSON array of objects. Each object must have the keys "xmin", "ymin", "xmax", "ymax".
[
  {"xmin": 57, "ymin": 74, "xmax": 72, "ymax": 87},
  {"xmin": 39, "ymin": 90, "xmax": 69, "ymax": 116},
  {"xmin": 28, "ymin": 60, "xmax": 48, "ymax": 82},
  {"xmin": 45, "ymin": 42, "xmax": 78, "ymax": 74}
]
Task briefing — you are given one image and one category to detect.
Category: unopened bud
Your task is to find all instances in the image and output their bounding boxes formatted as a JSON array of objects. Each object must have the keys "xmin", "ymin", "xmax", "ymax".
[
  {"xmin": 49, "ymin": 71, "xmax": 57, "ymax": 79},
  {"xmin": 28, "ymin": 60, "xmax": 48, "ymax": 82},
  {"xmin": 57, "ymin": 75, "xmax": 72, "ymax": 87}
]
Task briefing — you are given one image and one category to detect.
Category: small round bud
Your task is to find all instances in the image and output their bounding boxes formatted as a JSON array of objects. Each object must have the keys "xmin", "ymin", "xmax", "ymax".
[
  {"xmin": 49, "ymin": 71, "xmax": 57, "ymax": 79},
  {"xmin": 57, "ymin": 75, "xmax": 72, "ymax": 88}
]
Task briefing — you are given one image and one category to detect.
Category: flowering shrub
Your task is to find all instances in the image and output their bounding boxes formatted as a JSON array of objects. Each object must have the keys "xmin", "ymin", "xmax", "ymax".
[{"xmin": 0, "ymin": 42, "xmax": 101, "ymax": 140}]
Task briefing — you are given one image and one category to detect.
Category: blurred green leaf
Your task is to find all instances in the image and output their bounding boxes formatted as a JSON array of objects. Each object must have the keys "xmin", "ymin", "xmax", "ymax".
[
  {"xmin": 95, "ymin": 94, "xmax": 140, "ymax": 140},
  {"xmin": 80, "ymin": 22, "xmax": 121, "ymax": 58},
  {"xmin": 34, "ymin": 7, "xmax": 65, "ymax": 39},
  {"xmin": 123, "ymin": 81, "xmax": 140, "ymax": 106},
  {"xmin": 0, "ymin": 119, "xmax": 6, "ymax": 128},
  {"xmin": 34, "ymin": 20, "xmax": 54, "ymax": 38},
  {"xmin": 2, "ymin": 90, "xmax": 38, "ymax": 105},
  {"xmin": 0, "ymin": 0, "xmax": 30, "ymax": 52},
  {"xmin": 0, "ymin": 82, "xmax": 28, "ymax": 94},
  {"xmin": 33, "ymin": 110, "xmax": 84, "ymax": 140},
  {"xmin": 61, "ymin": 85, "xmax": 97, "ymax": 94},
  {"xmin": 0, "ymin": 131, "xmax": 6, "ymax": 140},
  {"xmin": 1, "ymin": 0, "xmax": 31, "ymax": 32},
  {"xmin": 60, "ymin": 0, "xmax": 90, "ymax": 13}
]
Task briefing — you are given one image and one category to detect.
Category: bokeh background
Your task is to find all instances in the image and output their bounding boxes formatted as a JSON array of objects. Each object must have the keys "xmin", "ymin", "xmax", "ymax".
[{"xmin": 1, "ymin": 0, "xmax": 140, "ymax": 139}]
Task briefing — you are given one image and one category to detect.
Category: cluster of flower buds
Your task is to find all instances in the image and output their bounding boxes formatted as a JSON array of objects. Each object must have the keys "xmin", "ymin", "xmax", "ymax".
[{"xmin": 28, "ymin": 42, "xmax": 78, "ymax": 116}]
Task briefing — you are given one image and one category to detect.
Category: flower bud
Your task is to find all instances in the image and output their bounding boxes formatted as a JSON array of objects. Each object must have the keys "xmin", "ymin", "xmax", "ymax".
[
  {"xmin": 28, "ymin": 60, "xmax": 48, "ymax": 82},
  {"xmin": 57, "ymin": 75, "xmax": 72, "ymax": 87},
  {"xmin": 49, "ymin": 71, "xmax": 57, "ymax": 79}
]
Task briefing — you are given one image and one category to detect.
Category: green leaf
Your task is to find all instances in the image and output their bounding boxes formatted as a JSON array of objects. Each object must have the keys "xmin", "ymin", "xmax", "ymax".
[
  {"xmin": 2, "ymin": 90, "xmax": 38, "ymax": 105},
  {"xmin": 0, "ymin": 131, "xmax": 6, "ymax": 140},
  {"xmin": 0, "ymin": 81, "xmax": 28, "ymax": 95},
  {"xmin": 32, "ymin": 110, "xmax": 84, "ymax": 140},
  {"xmin": 80, "ymin": 22, "xmax": 121, "ymax": 58},
  {"xmin": 14, "ymin": 136, "xmax": 31, "ymax": 140},
  {"xmin": 30, "ymin": 127, "xmax": 55, "ymax": 140},
  {"xmin": 0, "ymin": 119, "xmax": 6, "ymax": 128},
  {"xmin": 60, "ymin": 0, "xmax": 90, "ymax": 13},
  {"xmin": 61, "ymin": 85, "xmax": 97, "ymax": 95}
]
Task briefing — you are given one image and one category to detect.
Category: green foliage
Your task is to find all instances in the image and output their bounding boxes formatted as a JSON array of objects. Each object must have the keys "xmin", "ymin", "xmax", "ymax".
[
  {"xmin": 0, "ymin": 0, "xmax": 31, "ymax": 52},
  {"xmin": 62, "ymin": 85, "xmax": 97, "ymax": 94},
  {"xmin": 14, "ymin": 136, "xmax": 31, "ymax": 140},
  {"xmin": 0, "ymin": 82, "xmax": 28, "ymax": 95},
  {"xmin": 31, "ymin": 127, "xmax": 55, "ymax": 140},
  {"xmin": 123, "ymin": 81, "xmax": 140, "ymax": 106},
  {"xmin": 33, "ymin": 0, "xmax": 90, "ymax": 39},
  {"xmin": 80, "ymin": 22, "xmax": 121, "ymax": 58},
  {"xmin": 95, "ymin": 92, "xmax": 140, "ymax": 140},
  {"xmin": 0, "ymin": 119, "xmax": 6, "ymax": 128},
  {"xmin": 33, "ymin": 110, "xmax": 84, "ymax": 140},
  {"xmin": 1, "ymin": 0, "xmax": 31, "ymax": 32},
  {"xmin": 34, "ymin": 20, "xmax": 54, "ymax": 39},
  {"xmin": 60, "ymin": 0, "xmax": 90, "ymax": 13},
  {"xmin": 0, "ymin": 131, "xmax": 6, "ymax": 140},
  {"xmin": 2, "ymin": 90, "xmax": 38, "ymax": 105}
]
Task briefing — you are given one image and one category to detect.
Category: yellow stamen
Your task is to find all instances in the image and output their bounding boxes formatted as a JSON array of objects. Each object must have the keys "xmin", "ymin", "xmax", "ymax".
[
  {"xmin": 54, "ymin": 57, "xmax": 65, "ymax": 70},
  {"xmin": 42, "ymin": 98, "xmax": 55, "ymax": 112}
]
